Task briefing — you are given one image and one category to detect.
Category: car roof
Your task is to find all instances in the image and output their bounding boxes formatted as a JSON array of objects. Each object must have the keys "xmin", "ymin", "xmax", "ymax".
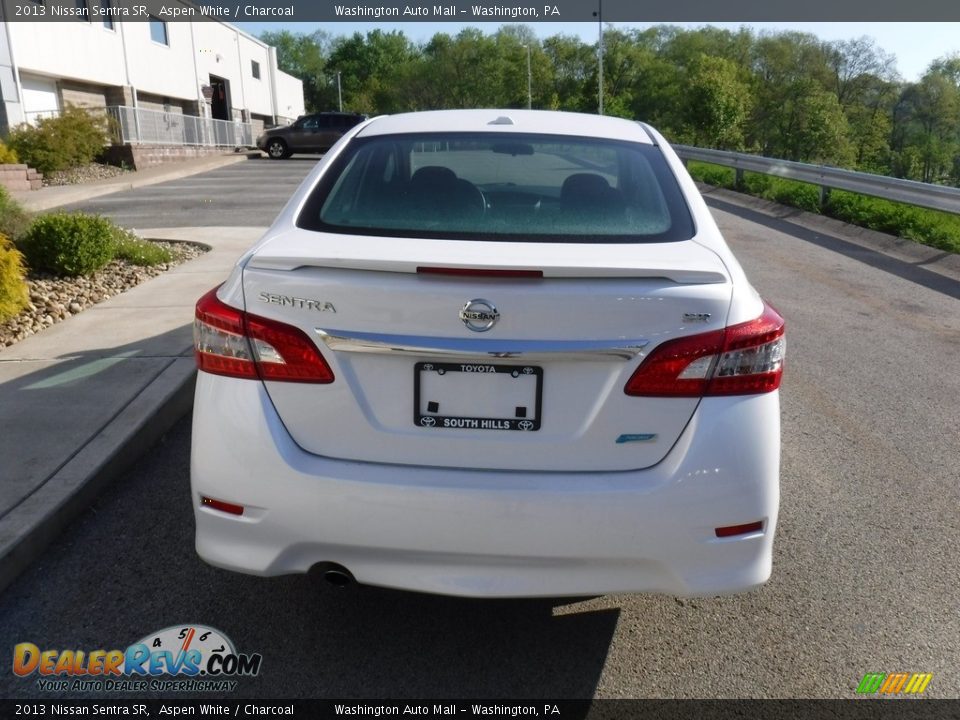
[{"xmin": 357, "ymin": 109, "xmax": 655, "ymax": 144}]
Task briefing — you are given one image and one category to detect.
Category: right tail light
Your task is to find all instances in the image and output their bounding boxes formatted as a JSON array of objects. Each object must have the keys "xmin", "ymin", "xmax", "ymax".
[{"xmin": 625, "ymin": 301, "xmax": 785, "ymax": 397}]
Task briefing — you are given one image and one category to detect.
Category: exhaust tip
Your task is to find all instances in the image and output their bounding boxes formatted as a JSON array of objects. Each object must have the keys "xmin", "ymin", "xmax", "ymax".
[
  {"xmin": 323, "ymin": 569, "xmax": 353, "ymax": 587},
  {"xmin": 310, "ymin": 562, "xmax": 356, "ymax": 588}
]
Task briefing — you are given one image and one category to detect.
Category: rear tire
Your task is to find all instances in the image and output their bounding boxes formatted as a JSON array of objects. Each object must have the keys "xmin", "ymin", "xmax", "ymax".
[{"xmin": 266, "ymin": 139, "xmax": 290, "ymax": 159}]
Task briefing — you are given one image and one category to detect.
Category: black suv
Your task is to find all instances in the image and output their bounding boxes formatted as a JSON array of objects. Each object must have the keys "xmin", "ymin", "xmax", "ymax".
[{"xmin": 257, "ymin": 112, "xmax": 367, "ymax": 159}]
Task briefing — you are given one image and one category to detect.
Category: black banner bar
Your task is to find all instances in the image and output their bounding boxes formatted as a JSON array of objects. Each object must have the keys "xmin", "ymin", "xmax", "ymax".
[
  {"xmin": 2, "ymin": 700, "xmax": 960, "ymax": 719},
  {"xmin": 3, "ymin": 0, "xmax": 960, "ymax": 22}
]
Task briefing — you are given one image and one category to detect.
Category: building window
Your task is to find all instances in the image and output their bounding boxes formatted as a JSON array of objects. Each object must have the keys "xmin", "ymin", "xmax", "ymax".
[
  {"xmin": 149, "ymin": 17, "xmax": 168, "ymax": 46},
  {"xmin": 251, "ymin": 61, "xmax": 261, "ymax": 80},
  {"xmin": 100, "ymin": 0, "xmax": 114, "ymax": 29}
]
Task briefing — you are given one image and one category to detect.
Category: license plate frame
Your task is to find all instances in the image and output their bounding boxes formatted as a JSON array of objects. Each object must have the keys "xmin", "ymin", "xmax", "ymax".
[{"xmin": 414, "ymin": 361, "xmax": 542, "ymax": 431}]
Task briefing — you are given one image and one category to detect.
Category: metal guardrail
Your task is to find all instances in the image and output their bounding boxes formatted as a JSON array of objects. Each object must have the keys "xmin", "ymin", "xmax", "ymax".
[
  {"xmin": 674, "ymin": 145, "xmax": 960, "ymax": 215},
  {"xmin": 106, "ymin": 106, "xmax": 254, "ymax": 148}
]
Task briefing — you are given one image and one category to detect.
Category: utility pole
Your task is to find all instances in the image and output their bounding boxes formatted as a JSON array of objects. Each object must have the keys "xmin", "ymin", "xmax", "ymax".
[
  {"xmin": 336, "ymin": 71, "xmax": 342, "ymax": 112},
  {"xmin": 596, "ymin": 0, "xmax": 603, "ymax": 115},
  {"xmin": 524, "ymin": 44, "xmax": 532, "ymax": 109}
]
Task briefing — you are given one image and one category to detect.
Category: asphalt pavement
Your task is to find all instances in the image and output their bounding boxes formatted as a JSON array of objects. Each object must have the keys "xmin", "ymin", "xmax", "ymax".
[
  {"xmin": 58, "ymin": 156, "xmax": 319, "ymax": 228},
  {"xmin": 0, "ymin": 161, "xmax": 957, "ymax": 699}
]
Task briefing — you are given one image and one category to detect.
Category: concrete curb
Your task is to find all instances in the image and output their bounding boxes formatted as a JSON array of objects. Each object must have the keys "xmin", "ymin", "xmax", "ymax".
[{"xmin": 0, "ymin": 358, "xmax": 196, "ymax": 594}]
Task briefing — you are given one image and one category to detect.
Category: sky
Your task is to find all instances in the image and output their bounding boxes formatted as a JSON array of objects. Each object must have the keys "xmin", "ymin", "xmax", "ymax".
[{"xmin": 235, "ymin": 21, "xmax": 960, "ymax": 83}]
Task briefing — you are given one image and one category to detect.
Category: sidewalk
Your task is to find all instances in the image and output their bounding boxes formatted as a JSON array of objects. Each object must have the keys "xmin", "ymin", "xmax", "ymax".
[
  {"xmin": 1, "ymin": 154, "xmax": 272, "ymax": 594},
  {"xmin": 0, "ymin": 225, "xmax": 266, "ymax": 593}
]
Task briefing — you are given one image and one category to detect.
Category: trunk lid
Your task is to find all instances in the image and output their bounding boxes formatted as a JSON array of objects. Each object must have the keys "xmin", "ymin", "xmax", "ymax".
[{"xmin": 242, "ymin": 231, "xmax": 732, "ymax": 472}]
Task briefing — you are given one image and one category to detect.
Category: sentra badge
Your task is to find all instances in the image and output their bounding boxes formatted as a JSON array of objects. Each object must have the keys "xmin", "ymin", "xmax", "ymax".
[{"xmin": 259, "ymin": 292, "xmax": 335, "ymax": 312}]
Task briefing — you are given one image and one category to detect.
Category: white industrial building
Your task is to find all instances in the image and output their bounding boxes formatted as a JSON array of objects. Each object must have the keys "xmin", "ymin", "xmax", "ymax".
[{"xmin": 0, "ymin": 14, "xmax": 305, "ymax": 143}]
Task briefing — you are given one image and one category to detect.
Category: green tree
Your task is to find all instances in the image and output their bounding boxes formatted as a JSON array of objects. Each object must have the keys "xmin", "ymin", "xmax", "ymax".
[
  {"xmin": 327, "ymin": 30, "xmax": 418, "ymax": 114},
  {"xmin": 749, "ymin": 32, "xmax": 853, "ymax": 164},
  {"xmin": 892, "ymin": 70, "xmax": 960, "ymax": 183},
  {"xmin": 682, "ymin": 54, "xmax": 751, "ymax": 148},
  {"xmin": 542, "ymin": 34, "xmax": 595, "ymax": 111},
  {"xmin": 255, "ymin": 23, "xmax": 960, "ymax": 189},
  {"xmin": 258, "ymin": 30, "xmax": 333, "ymax": 114},
  {"xmin": 824, "ymin": 37, "xmax": 898, "ymax": 171},
  {"xmin": 493, "ymin": 26, "xmax": 552, "ymax": 110},
  {"xmin": 420, "ymin": 29, "xmax": 506, "ymax": 109}
]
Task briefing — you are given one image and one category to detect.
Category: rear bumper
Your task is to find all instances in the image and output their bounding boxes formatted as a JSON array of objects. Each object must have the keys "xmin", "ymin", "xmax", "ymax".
[{"xmin": 190, "ymin": 373, "xmax": 780, "ymax": 598}]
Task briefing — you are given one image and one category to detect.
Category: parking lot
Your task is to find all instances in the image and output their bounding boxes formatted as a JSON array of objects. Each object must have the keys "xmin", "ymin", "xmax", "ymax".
[
  {"xmin": 0, "ymin": 158, "xmax": 957, "ymax": 699},
  {"xmin": 58, "ymin": 156, "xmax": 319, "ymax": 228}
]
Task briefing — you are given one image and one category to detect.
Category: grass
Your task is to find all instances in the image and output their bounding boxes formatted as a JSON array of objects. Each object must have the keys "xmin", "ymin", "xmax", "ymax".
[
  {"xmin": 826, "ymin": 192, "xmax": 960, "ymax": 254},
  {"xmin": 687, "ymin": 161, "xmax": 960, "ymax": 254},
  {"xmin": 110, "ymin": 227, "xmax": 173, "ymax": 266},
  {"xmin": 0, "ymin": 186, "xmax": 32, "ymax": 243}
]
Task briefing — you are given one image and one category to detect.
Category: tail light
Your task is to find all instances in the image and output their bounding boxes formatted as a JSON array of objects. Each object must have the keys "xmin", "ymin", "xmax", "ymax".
[
  {"xmin": 194, "ymin": 287, "xmax": 334, "ymax": 383},
  {"xmin": 625, "ymin": 302, "xmax": 784, "ymax": 397}
]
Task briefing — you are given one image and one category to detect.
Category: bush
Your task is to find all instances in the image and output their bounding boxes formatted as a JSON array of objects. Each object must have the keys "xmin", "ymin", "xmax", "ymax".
[
  {"xmin": 0, "ymin": 140, "xmax": 18, "ymax": 165},
  {"xmin": 687, "ymin": 160, "xmax": 960, "ymax": 253},
  {"xmin": 7, "ymin": 105, "xmax": 110, "ymax": 175},
  {"xmin": 827, "ymin": 191, "xmax": 960, "ymax": 254},
  {"xmin": 110, "ymin": 227, "xmax": 173, "ymax": 266},
  {"xmin": 687, "ymin": 161, "xmax": 735, "ymax": 189},
  {"xmin": 0, "ymin": 186, "xmax": 32, "ymax": 243},
  {"xmin": 0, "ymin": 233, "xmax": 29, "ymax": 322},
  {"xmin": 743, "ymin": 173, "xmax": 822, "ymax": 213},
  {"xmin": 688, "ymin": 162, "xmax": 822, "ymax": 212},
  {"xmin": 19, "ymin": 213, "xmax": 116, "ymax": 277}
]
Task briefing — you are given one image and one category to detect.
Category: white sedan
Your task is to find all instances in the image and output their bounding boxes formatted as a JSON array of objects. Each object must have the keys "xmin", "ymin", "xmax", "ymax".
[{"xmin": 191, "ymin": 109, "xmax": 785, "ymax": 598}]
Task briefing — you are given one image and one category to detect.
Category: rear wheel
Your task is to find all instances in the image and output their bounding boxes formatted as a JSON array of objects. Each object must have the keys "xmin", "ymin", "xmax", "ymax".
[{"xmin": 266, "ymin": 138, "xmax": 290, "ymax": 159}]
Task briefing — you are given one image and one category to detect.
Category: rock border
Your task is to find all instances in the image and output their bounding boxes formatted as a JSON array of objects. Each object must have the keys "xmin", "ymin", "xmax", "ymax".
[{"xmin": 1, "ymin": 240, "xmax": 209, "ymax": 348}]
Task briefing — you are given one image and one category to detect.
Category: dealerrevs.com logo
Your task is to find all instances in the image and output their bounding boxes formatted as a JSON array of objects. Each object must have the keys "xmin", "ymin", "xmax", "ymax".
[{"xmin": 13, "ymin": 625, "xmax": 262, "ymax": 693}]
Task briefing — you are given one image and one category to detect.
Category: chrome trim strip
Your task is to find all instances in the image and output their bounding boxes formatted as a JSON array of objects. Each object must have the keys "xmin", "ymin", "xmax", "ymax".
[{"xmin": 316, "ymin": 329, "xmax": 648, "ymax": 361}]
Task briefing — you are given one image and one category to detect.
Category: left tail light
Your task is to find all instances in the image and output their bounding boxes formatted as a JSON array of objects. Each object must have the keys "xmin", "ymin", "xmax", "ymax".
[{"xmin": 194, "ymin": 286, "xmax": 334, "ymax": 383}]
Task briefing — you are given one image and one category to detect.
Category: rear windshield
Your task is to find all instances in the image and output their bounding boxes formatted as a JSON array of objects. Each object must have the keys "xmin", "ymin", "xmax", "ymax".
[{"xmin": 297, "ymin": 132, "xmax": 695, "ymax": 243}]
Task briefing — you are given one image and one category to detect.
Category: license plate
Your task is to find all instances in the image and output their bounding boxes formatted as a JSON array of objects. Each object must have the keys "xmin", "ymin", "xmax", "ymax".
[{"xmin": 414, "ymin": 362, "xmax": 542, "ymax": 431}]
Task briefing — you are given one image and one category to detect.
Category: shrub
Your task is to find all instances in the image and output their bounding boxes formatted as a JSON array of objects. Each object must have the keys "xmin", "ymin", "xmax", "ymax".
[
  {"xmin": 0, "ymin": 186, "xmax": 32, "ymax": 243},
  {"xmin": 687, "ymin": 161, "xmax": 735, "ymax": 189},
  {"xmin": 743, "ymin": 173, "xmax": 822, "ymax": 213},
  {"xmin": 19, "ymin": 213, "xmax": 116, "ymax": 277},
  {"xmin": 110, "ymin": 227, "xmax": 173, "ymax": 266},
  {"xmin": 0, "ymin": 233, "xmax": 29, "ymax": 322},
  {"xmin": 0, "ymin": 140, "xmax": 18, "ymax": 165},
  {"xmin": 827, "ymin": 191, "xmax": 960, "ymax": 254},
  {"xmin": 688, "ymin": 159, "xmax": 960, "ymax": 253},
  {"xmin": 7, "ymin": 105, "xmax": 110, "ymax": 175}
]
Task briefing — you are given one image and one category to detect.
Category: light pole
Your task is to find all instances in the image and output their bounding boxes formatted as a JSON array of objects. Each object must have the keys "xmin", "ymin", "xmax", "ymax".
[
  {"xmin": 336, "ymin": 71, "xmax": 342, "ymax": 112},
  {"xmin": 595, "ymin": 0, "xmax": 603, "ymax": 115},
  {"xmin": 523, "ymin": 44, "xmax": 532, "ymax": 109}
]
